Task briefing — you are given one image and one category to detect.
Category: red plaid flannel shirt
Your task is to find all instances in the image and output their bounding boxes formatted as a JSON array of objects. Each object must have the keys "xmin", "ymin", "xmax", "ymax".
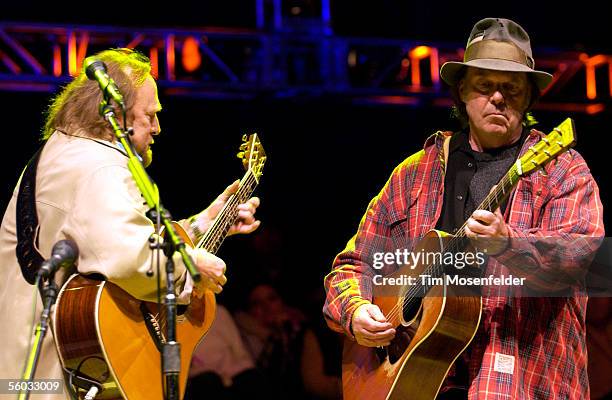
[{"xmin": 323, "ymin": 129, "xmax": 605, "ymax": 399}]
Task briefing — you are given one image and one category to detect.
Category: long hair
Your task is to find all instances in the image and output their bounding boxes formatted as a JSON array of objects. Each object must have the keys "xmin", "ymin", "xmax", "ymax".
[
  {"xmin": 448, "ymin": 67, "xmax": 541, "ymax": 129},
  {"xmin": 43, "ymin": 48, "xmax": 151, "ymax": 140}
]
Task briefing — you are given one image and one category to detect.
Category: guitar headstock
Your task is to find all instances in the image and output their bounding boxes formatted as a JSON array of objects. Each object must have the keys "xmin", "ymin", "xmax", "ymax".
[
  {"xmin": 517, "ymin": 118, "xmax": 576, "ymax": 176},
  {"xmin": 237, "ymin": 133, "xmax": 266, "ymax": 182}
]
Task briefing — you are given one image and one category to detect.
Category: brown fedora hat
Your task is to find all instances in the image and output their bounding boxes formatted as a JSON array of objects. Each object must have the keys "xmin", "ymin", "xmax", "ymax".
[{"xmin": 440, "ymin": 18, "xmax": 553, "ymax": 91}]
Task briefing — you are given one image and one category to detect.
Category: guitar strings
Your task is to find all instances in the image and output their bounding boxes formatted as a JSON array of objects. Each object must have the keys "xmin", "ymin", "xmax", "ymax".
[
  {"xmin": 200, "ymin": 175, "xmax": 257, "ymax": 251},
  {"xmin": 198, "ymin": 170, "xmax": 257, "ymax": 251},
  {"xmin": 382, "ymin": 165, "xmax": 520, "ymax": 323},
  {"xmin": 197, "ymin": 170, "xmax": 258, "ymax": 251}
]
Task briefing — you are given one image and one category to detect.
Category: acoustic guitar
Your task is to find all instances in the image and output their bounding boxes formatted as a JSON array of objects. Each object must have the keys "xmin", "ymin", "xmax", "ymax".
[
  {"xmin": 53, "ymin": 134, "xmax": 266, "ymax": 399},
  {"xmin": 342, "ymin": 119, "xmax": 576, "ymax": 400}
]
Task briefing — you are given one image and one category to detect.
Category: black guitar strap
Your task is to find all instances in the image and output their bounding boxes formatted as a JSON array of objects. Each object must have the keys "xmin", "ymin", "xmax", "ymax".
[
  {"xmin": 15, "ymin": 145, "xmax": 45, "ymax": 285},
  {"xmin": 16, "ymin": 144, "xmax": 84, "ymax": 394}
]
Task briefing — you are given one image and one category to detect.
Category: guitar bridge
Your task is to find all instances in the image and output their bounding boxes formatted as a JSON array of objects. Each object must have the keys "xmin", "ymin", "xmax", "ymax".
[{"xmin": 140, "ymin": 302, "xmax": 166, "ymax": 352}]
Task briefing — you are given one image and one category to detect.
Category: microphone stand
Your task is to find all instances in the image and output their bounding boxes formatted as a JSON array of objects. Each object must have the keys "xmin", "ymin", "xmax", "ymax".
[
  {"xmin": 99, "ymin": 99, "xmax": 201, "ymax": 400},
  {"xmin": 19, "ymin": 277, "xmax": 58, "ymax": 400}
]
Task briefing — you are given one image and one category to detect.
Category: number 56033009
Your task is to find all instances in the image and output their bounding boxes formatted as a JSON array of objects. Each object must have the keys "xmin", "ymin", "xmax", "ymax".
[{"xmin": 1, "ymin": 379, "xmax": 63, "ymax": 394}]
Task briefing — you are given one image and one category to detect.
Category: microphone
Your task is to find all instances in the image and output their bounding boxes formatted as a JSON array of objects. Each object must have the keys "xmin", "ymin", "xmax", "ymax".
[
  {"xmin": 84, "ymin": 57, "xmax": 126, "ymax": 110},
  {"xmin": 38, "ymin": 240, "xmax": 79, "ymax": 280}
]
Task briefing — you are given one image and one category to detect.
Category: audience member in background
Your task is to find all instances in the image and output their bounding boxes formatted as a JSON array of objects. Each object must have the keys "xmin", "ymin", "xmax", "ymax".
[
  {"xmin": 185, "ymin": 304, "xmax": 263, "ymax": 399},
  {"xmin": 300, "ymin": 286, "xmax": 343, "ymax": 400},
  {"xmin": 234, "ymin": 282, "xmax": 307, "ymax": 399},
  {"xmin": 300, "ymin": 318, "xmax": 343, "ymax": 399}
]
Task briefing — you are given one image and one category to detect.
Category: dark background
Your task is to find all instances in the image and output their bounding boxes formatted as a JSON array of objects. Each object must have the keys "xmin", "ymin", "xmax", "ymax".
[
  {"xmin": 3, "ymin": 0, "xmax": 612, "ymax": 51},
  {"xmin": 1, "ymin": 1, "xmax": 610, "ymax": 310}
]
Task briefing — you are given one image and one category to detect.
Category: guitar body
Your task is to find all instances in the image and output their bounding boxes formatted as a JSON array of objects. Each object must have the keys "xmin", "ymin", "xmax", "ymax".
[
  {"xmin": 53, "ymin": 222, "xmax": 216, "ymax": 399},
  {"xmin": 342, "ymin": 230, "xmax": 482, "ymax": 400}
]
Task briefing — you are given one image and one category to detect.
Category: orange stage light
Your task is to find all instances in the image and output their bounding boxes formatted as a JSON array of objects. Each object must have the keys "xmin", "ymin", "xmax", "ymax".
[
  {"xmin": 68, "ymin": 32, "xmax": 77, "ymax": 77},
  {"xmin": 579, "ymin": 53, "xmax": 612, "ymax": 100},
  {"xmin": 182, "ymin": 36, "xmax": 202, "ymax": 73},
  {"xmin": 53, "ymin": 44, "xmax": 61, "ymax": 77},
  {"xmin": 150, "ymin": 48, "xmax": 159, "ymax": 79},
  {"xmin": 410, "ymin": 45, "xmax": 431, "ymax": 59},
  {"xmin": 166, "ymin": 35, "xmax": 176, "ymax": 81},
  {"xmin": 408, "ymin": 46, "xmax": 439, "ymax": 87}
]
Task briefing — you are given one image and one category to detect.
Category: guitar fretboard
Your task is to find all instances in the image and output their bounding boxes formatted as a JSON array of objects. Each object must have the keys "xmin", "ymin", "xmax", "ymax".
[{"xmin": 196, "ymin": 170, "xmax": 259, "ymax": 254}]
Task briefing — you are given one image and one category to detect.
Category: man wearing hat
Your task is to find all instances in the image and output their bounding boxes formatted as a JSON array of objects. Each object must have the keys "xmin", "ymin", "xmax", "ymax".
[{"xmin": 323, "ymin": 18, "xmax": 604, "ymax": 398}]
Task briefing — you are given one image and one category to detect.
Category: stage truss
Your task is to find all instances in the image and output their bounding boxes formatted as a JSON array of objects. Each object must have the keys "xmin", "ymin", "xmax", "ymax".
[{"xmin": 0, "ymin": 22, "xmax": 610, "ymax": 113}]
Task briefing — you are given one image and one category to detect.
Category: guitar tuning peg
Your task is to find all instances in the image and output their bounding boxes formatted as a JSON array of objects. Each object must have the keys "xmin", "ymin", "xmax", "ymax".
[
  {"xmin": 237, "ymin": 151, "xmax": 245, "ymax": 159},
  {"xmin": 239, "ymin": 143, "xmax": 248, "ymax": 151},
  {"xmin": 242, "ymin": 134, "xmax": 248, "ymax": 142}
]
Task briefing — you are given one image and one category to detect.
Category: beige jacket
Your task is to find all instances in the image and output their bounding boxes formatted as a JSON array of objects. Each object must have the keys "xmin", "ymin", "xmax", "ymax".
[{"xmin": 0, "ymin": 131, "xmax": 191, "ymax": 399}]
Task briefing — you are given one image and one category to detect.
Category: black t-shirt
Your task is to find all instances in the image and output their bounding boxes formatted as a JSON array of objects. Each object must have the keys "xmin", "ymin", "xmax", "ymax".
[{"xmin": 436, "ymin": 129, "xmax": 526, "ymax": 233}]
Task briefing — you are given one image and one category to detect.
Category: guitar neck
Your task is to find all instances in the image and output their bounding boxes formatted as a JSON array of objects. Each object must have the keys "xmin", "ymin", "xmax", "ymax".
[
  {"xmin": 477, "ymin": 163, "xmax": 521, "ymax": 214},
  {"xmin": 450, "ymin": 161, "xmax": 521, "ymax": 246},
  {"xmin": 197, "ymin": 170, "xmax": 258, "ymax": 254}
]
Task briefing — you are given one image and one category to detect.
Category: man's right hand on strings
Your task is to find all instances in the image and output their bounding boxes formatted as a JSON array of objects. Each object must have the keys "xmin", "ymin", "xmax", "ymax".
[{"xmin": 351, "ymin": 303, "xmax": 396, "ymax": 347}]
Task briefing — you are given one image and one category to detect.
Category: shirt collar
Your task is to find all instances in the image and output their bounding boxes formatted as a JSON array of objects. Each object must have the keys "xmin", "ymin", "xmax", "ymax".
[
  {"xmin": 449, "ymin": 127, "xmax": 530, "ymax": 156},
  {"xmin": 115, "ymin": 141, "xmax": 143, "ymax": 162}
]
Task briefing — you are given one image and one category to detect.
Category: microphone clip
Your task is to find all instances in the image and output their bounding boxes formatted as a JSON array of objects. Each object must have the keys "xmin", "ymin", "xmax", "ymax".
[{"xmin": 99, "ymin": 100, "xmax": 116, "ymax": 120}]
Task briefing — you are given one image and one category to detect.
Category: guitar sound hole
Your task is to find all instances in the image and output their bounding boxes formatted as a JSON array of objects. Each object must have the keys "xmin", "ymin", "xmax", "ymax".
[{"xmin": 403, "ymin": 296, "xmax": 422, "ymax": 323}]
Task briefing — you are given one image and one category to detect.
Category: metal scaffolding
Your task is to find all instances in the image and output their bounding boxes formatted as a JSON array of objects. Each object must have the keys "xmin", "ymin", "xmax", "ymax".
[{"xmin": 0, "ymin": 20, "xmax": 610, "ymax": 113}]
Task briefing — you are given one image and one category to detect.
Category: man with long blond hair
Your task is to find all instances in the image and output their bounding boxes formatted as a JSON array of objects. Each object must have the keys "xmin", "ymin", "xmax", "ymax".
[{"xmin": 0, "ymin": 48, "xmax": 261, "ymax": 398}]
